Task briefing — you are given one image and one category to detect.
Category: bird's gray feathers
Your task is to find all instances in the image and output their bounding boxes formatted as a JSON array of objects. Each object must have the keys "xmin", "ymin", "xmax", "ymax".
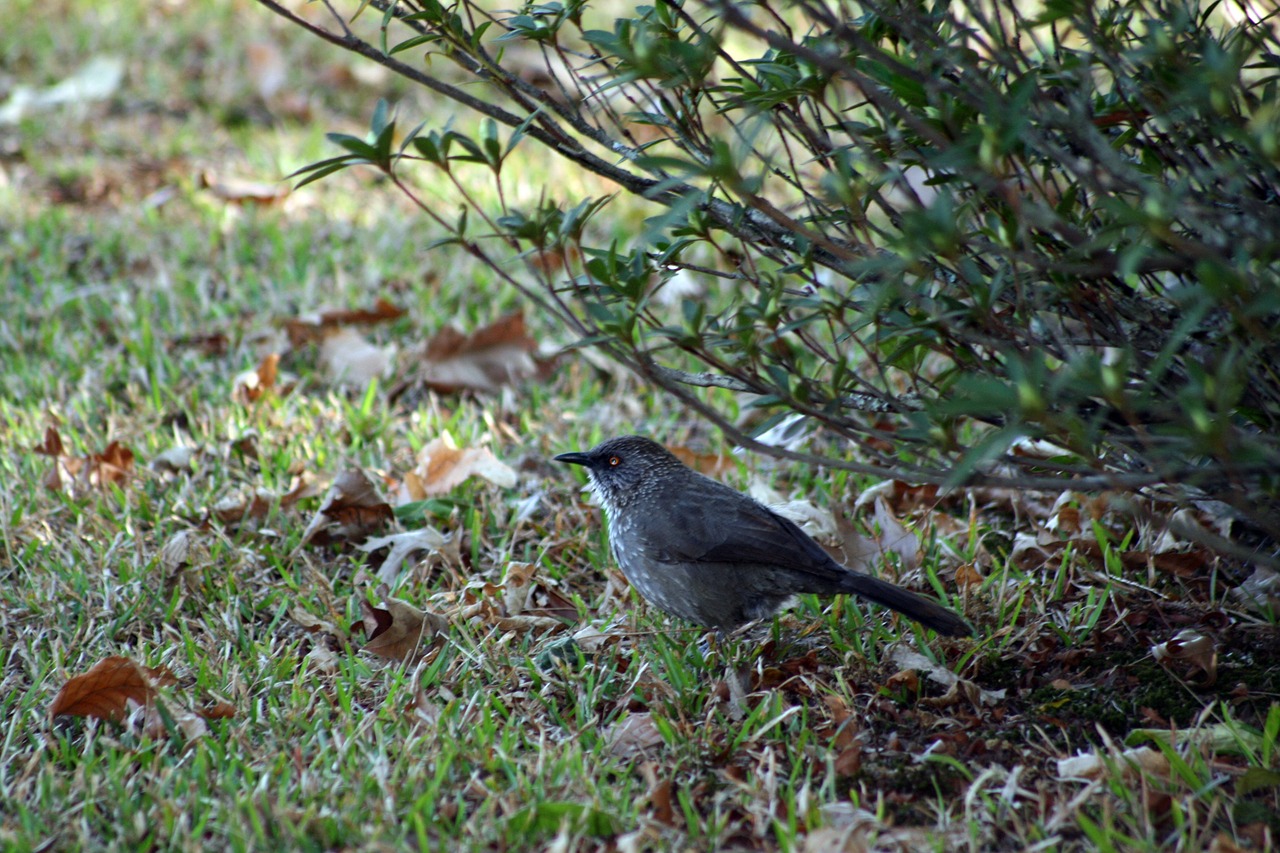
[{"xmin": 640, "ymin": 479, "xmax": 851, "ymax": 586}]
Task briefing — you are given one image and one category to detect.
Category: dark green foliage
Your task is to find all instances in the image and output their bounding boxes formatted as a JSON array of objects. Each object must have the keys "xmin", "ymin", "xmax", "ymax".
[{"xmin": 270, "ymin": 0, "xmax": 1280, "ymax": 559}]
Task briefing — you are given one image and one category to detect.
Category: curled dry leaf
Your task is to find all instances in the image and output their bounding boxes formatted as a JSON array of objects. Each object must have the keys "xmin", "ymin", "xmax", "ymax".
[
  {"xmin": 502, "ymin": 561, "xmax": 538, "ymax": 616},
  {"xmin": 50, "ymin": 656, "xmax": 166, "ymax": 722},
  {"xmin": 317, "ymin": 327, "xmax": 395, "ymax": 388},
  {"xmin": 299, "ymin": 470, "xmax": 394, "ymax": 547},
  {"xmin": 1152, "ymin": 629, "xmax": 1218, "ymax": 685},
  {"xmin": 198, "ymin": 170, "xmax": 289, "ymax": 205},
  {"xmin": 887, "ymin": 647, "xmax": 1005, "ymax": 708},
  {"xmin": 150, "ymin": 444, "xmax": 199, "ymax": 474},
  {"xmin": 197, "ymin": 701, "xmax": 237, "ymax": 720},
  {"xmin": 358, "ymin": 526, "xmax": 452, "ymax": 584},
  {"xmin": 160, "ymin": 529, "xmax": 209, "ymax": 575},
  {"xmin": 34, "ymin": 425, "xmax": 64, "ymax": 457},
  {"xmin": 1234, "ymin": 566, "xmax": 1280, "ymax": 612},
  {"xmin": 36, "ymin": 428, "xmax": 136, "ymax": 494},
  {"xmin": 233, "ymin": 352, "xmax": 280, "ymax": 403},
  {"xmin": 284, "ymin": 298, "xmax": 406, "ymax": 347},
  {"xmin": 606, "ymin": 712, "xmax": 665, "ymax": 759},
  {"xmin": 357, "ymin": 587, "xmax": 448, "ymax": 661},
  {"xmin": 395, "ymin": 433, "xmax": 517, "ymax": 501},
  {"xmin": 409, "ymin": 311, "xmax": 539, "ymax": 394},
  {"xmin": 1057, "ymin": 746, "xmax": 1170, "ymax": 782},
  {"xmin": 669, "ymin": 446, "xmax": 734, "ymax": 477}
]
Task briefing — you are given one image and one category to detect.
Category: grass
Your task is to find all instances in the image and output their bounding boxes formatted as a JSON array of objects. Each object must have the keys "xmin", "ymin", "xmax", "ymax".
[{"xmin": 3, "ymin": 0, "xmax": 1279, "ymax": 850}]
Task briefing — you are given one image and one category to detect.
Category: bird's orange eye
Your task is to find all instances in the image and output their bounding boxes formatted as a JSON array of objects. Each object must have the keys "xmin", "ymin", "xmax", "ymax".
[{"xmin": 608, "ymin": 456, "xmax": 621, "ymax": 467}]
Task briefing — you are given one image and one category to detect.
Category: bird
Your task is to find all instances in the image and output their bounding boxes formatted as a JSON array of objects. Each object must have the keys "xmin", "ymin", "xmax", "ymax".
[{"xmin": 555, "ymin": 435, "xmax": 972, "ymax": 637}]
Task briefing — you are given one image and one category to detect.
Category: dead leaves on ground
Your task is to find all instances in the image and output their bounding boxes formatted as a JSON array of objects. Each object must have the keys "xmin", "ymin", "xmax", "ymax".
[
  {"xmin": 395, "ymin": 311, "xmax": 543, "ymax": 397},
  {"xmin": 299, "ymin": 469, "xmax": 395, "ymax": 547},
  {"xmin": 34, "ymin": 426, "xmax": 135, "ymax": 494},
  {"xmin": 50, "ymin": 656, "xmax": 235, "ymax": 741},
  {"xmin": 355, "ymin": 585, "xmax": 449, "ymax": 661},
  {"xmin": 394, "ymin": 433, "xmax": 518, "ymax": 501}
]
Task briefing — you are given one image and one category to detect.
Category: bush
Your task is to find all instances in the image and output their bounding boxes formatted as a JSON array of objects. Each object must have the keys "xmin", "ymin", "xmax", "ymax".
[{"xmin": 259, "ymin": 0, "xmax": 1280, "ymax": 560}]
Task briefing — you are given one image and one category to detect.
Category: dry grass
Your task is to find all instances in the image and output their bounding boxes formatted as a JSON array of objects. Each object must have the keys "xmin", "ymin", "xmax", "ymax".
[{"xmin": 1, "ymin": 0, "xmax": 1278, "ymax": 850}]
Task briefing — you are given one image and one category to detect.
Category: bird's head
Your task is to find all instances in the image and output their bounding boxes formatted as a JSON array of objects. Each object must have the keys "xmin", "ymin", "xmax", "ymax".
[{"xmin": 554, "ymin": 435, "xmax": 685, "ymax": 512}]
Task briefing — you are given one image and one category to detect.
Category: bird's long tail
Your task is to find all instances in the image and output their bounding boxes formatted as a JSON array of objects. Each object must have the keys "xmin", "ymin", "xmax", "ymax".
[{"xmin": 840, "ymin": 572, "xmax": 973, "ymax": 636}]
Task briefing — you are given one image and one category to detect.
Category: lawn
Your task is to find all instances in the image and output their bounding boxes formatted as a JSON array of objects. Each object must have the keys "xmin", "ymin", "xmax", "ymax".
[{"xmin": 2, "ymin": 0, "xmax": 1278, "ymax": 850}]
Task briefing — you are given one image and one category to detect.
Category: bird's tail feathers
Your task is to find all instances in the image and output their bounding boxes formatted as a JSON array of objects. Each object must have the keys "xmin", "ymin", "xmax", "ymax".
[{"xmin": 840, "ymin": 572, "xmax": 972, "ymax": 637}]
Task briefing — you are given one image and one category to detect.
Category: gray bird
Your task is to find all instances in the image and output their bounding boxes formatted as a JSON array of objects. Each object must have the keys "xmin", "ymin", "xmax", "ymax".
[{"xmin": 555, "ymin": 435, "xmax": 972, "ymax": 637}]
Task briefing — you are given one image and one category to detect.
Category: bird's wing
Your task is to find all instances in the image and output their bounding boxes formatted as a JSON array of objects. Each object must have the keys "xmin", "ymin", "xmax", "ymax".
[{"xmin": 644, "ymin": 493, "xmax": 848, "ymax": 580}]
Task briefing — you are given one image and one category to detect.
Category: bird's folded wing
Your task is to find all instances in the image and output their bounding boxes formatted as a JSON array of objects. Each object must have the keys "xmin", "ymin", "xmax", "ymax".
[{"xmin": 646, "ymin": 498, "xmax": 849, "ymax": 580}]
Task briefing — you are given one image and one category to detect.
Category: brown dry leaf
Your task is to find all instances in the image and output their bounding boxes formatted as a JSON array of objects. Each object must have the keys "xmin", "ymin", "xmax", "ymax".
[
  {"xmin": 647, "ymin": 777, "xmax": 677, "ymax": 826},
  {"xmin": 884, "ymin": 668, "xmax": 920, "ymax": 694},
  {"xmin": 493, "ymin": 614, "xmax": 563, "ymax": 633},
  {"xmin": 1057, "ymin": 746, "xmax": 1170, "ymax": 781},
  {"xmin": 150, "ymin": 444, "xmax": 199, "ymax": 474},
  {"xmin": 1151, "ymin": 629, "xmax": 1218, "ymax": 685},
  {"xmin": 198, "ymin": 170, "xmax": 289, "ymax": 205},
  {"xmin": 34, "ymin": 425, "xmax": 64, "ymax": 457},
  {"xmin": 502, "ymin": 561, "xmax": 538, "ymax": 616},
  {"xmin": 233, "ymin": 352, "xmax": 280, "ymax": 403},
  {"xmin": 246, "ymin": 39, "xmax": 286, "ymax": 100},
  {"xmin": 50, "ymin": 656, "xmax": 160, "ymax": 721},
  {"xmin": 284, "ymin": 298, "xmax": 406, "ymax": 347},
  {"xmin": 318, "ymin": 327, "xmax": 395, "ymax": 387},
  {"xmin": 606, "ymin": 712, "xmax": 665, "ymax": 759},
  {"xmin": 357, "ymin": 587, "xmax": 448, "ymax": 660},
  {"xmin": 357, "ymin": 526, "xmax": 453, "ymax": 584},
  {"xmin": 290, "ymin": 607, "xmax": 343, "ymax": 639},
  {"xmin": 954, "ymin": 563, "xmax": 984, "ymax": 589},
  {"xmin": 872, "ymin": 497, "xmax": 920, "ymax": 571},
  {"xmin": 139, "ymin": 701, "xmax": 208, "ymax": 741},
  {"xmin": 828, "ymin": 498, "xmax": 919, "ymax": 574},
  {"xmin": 413, "ymin": 311, "xmax": 538, "ymax": 394},
  {"xmin": 90, "ymin": 441, "xmax": 135, "ymax": 487},
  {"xmin": 160, "ymin": 528, "xmax": 211, "ymax": 575},
  {"xmin": 299, "ymin": 470, "xmax": 394, "ymax": 547},
  {"xmin": 395, "ymin": 433, "xmax": 517, "ymax": 501},
  {"xmin": 167, "ymin": 331, "xmax": 230, "ymax": 356},
  {"xmin": 669, "ymin": 446, "xmax": 734, "ymax": 477},
  {"xmin": 212, "ymin": 489, "xmax": 274, "ymax": 526},
  {"xmin": 197, "ymin": 701, "xmax": 237, "ymax": 720}
]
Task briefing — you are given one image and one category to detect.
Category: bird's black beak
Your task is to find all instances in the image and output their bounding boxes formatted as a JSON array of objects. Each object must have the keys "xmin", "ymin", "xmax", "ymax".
[{"xmin": 554, "ymin": 451, "xmax": 591, "ymax": 466}]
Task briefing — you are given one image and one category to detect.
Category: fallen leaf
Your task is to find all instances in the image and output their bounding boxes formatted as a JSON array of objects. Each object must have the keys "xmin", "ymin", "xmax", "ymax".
[
  {"xmin": 1152, "ymin": 629, "xmax": 1218, "ymax": 685},
  {"xmin": 246, "ymin": 38, "xmax": 286, "ymax": 100},
  {"xmin": 318, "ymin": 327, "xmax": 395, "ymax": 387},
  {"xmin": 606, "ymin": 712, "xmax": 664, "ymax": 758},
  {"xmin": 1057, "ymin": 746, "xmax": 1169, "ymax": 781},
  {"xmin": 669, "ymin": 446, "xmax": 734, "ymax": 477},
  {"xmin": 34, "ymin": 426, "xmax": 64, "ymax": 457},
  {"xmin": 954, "ymin": 563, "xmax": 983, "ymax": 589},
  {"xmin": 199, "ymin": 170, "xmax": 289, "ymax": 205},
  {"xmin": 197, "ymin": 701, "xmax": 237, "ymax": 720},
  {"xmin": 283, "ymin": 298, "xmax": 406, "ymax": 347},
  {"xmin": 150, "ymin": 444, "xmax": 199, "ymax": 474},
  {"xmin": 395, "ymin": 433, "xmax": 517, "ymax": 500},
  {"xmin": 160, "ymin": 529, "xmax": 210, "ymax": 575},
  {"xmin": 357, "ymin": 526, "xmax": 452, "ymax": 584},
  {"xmin": 233, "ymin": 352, "xmax": 280, "ymax": 403},
  {"xmin": 357, "ymin": 587, "xmax": 448, "ymax": 660},
  {"xmin": 887, "ymin": 647, "xmax": 1004, "ymax": 707},
  {"xmin": 0, "ymin": 55, "xmax": 124, "ymax": 125},
  {"xmin": 872, "ymin": 497, "xmax": 920, "ymax": 571},
  {"xmin": 299, "ymin": 470, "xmax": 394, "ymax": 546},
  {"xmin": 50, "ymin": 657, "xmax": 159, "ymax": 722},
  {"xmin": 502, "ymin": 561, "xmax": 538, "ymax": 616},
  {"xmin": 411, "ymin": 311, "xmax": 539, "ymax": 394}
]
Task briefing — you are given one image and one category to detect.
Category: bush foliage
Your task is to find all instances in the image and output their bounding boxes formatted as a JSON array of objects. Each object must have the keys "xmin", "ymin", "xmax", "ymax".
[{"xmin": 260, "ymin": 0, "xmax": 1280, "ymax": 559}]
